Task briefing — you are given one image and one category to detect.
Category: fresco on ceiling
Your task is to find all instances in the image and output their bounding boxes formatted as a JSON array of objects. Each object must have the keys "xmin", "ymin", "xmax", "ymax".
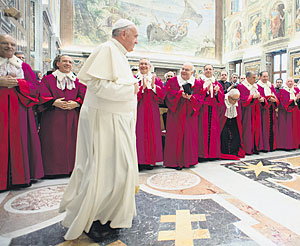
[{"xmin": 73, "ymin": 0, "xmax": 216, "ymax": 58}]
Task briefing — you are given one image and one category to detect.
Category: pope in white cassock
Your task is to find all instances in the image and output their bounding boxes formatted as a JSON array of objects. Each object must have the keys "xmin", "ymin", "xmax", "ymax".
[{"xmin": 59, "ymin": 19, "xmax": 140, "ymax": 240}]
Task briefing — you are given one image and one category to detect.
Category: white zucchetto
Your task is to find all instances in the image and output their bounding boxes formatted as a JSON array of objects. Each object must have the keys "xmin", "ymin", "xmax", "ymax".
[{"xmin": 112, "ymin": 19, "xmax": 134, "ymax": 31}]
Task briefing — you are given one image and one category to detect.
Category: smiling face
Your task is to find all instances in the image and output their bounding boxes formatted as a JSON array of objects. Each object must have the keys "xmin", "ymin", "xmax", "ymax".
[
  {"xmin": 139, "ymin": 59, "xmax": 151, "ymax": 75},
  {"xmin": 204, "ymin": 65, "xmax": 213, "ymax": 78},
  {"xmin": 57, "ymin": 55, "xmax": 73, "ymax": 73},
  {"xmin": 0, "ymin": 35, "xmax": 16, "ymax": 59},
  {"xmin": 286, "ymin": 78, "xmax": 294, "ymax": 88},
  {"xmin": 180, "ymin": 63, "xmax": 193, "ymax": 81}
]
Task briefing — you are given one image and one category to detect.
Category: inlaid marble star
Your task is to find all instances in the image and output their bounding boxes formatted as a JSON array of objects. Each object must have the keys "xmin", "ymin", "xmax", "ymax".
[{"xmin": 236, "ymin": 161, "xmax": 281, "ymax": 177}]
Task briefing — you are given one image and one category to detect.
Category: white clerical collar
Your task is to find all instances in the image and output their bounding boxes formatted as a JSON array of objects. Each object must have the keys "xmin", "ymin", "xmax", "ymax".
[
  {"xmin": 257, "ymin": 80, "xmax": 272, "ymax": 96},
  {"xmin": 241, "ymin": 79, "xmax": 258, "ymax": 90},
  {"xmin": 112, "ymin": 39, "xmax": 127, "ymax": 55},
  {"xmin": 200, "ymin": 74, "xmax": 215, "ymax": 98},
  {"xmin": 52, "ymin": 69, "xmax": 76, "ymax": 82},
  {"xmin": 224, "ymin": 94, "xmax": 238, "ymax": 119},
  {"xmin": 177, "ymin": 75, "xmax": 195, "ymax": 86},
  {"xmin": 136, "ymin": 71, "xmax": 153, "ymax": 81},
  {"xmin": 283, "ymin": 85, "xmax": 296, "ymax": 93},
  {"xmin": 257, "ymin": 80, "xmax": 272, "ymax": 88},
  {"xmin": 200, "ymin": 74, "xmax": 216, "ymax": 83},
  {"xmin": 0, "ymin": 55, "xmax": 23, "ymax": 68}
]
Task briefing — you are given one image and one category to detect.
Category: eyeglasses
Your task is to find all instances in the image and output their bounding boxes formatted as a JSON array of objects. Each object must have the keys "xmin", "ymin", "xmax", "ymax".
[{"xmin": 230, "ymin": 97, "xmax": 240, "ymax": 101}]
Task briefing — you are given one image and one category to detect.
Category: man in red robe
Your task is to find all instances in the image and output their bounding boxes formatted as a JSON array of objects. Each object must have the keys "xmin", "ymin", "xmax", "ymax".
[
  {"xmin": 277, "ymin": 78, "xmax": 300, "ymax": 149},
  {"xmin": 237, "ymin": 71, "xmax": 263, "ymax": 154},
  {"xmin": 135, "ymin": 58, "xmax": 165, "ymax": 170},
  {"xmin": 0, "ymin": 34, "xmax": 43, "ymax": 191},
  {"xmin": 257, "ymin": 71, "xmax": 279, "ymax": 151},
  {"xmin": 39, "ymin": 55, "xmax": 86, "ymax": 176},
  {"xmin": 198, "ymin": 64, "xmax": 224, "ymax": 159},
  {"xmin": 164, "ymin": 63, "xmax": 202, "ymax": 170}
]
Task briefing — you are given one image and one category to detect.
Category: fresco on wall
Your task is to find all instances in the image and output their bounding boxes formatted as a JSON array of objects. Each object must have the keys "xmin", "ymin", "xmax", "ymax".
[
  {"xmin": 296, "ymin": 0, "xmax": 300, "ymax": 32},
  {"xmin": 73, "ymin": 0, "xmax": 215, "ymax": 58},
  {"xmin": 248, "ymin": 12, "xmax": 262, "ymax": 45},
  {"xmin": 268, "ymin": 2, "xmax": 285, "ymax": 39},
  {"xmin": 231, "ymin": 21, "xmax": 242, "ymax": 51},
  {"xmin": 247, "ymin": 0, "xmax": 259, "ymax": 8}
]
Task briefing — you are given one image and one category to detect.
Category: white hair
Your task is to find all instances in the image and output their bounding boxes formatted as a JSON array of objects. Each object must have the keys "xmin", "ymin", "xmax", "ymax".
[
  {"xmin": 228, "ymin": 88, "xmax": 240, "ymax": 97},
  {"xmin": 182, "ymin": 62, "xmax": 195, "ymax": 72}
]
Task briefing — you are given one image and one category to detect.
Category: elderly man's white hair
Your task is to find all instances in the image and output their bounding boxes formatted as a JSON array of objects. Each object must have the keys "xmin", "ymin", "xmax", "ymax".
[
  {"xmin": 112, "ymin": 19, "xmax": 135, "ymax": 37},
  {"xmin": 139, "ymin": 57, "xmax": 151, "ymax": 66},
  {"xmin": 182, "ymin": 62, "xmax": 195, "ymax": 72},
  {"xmin": 228, "ymin": 88, "xmax": 240, "ymax": 97}
]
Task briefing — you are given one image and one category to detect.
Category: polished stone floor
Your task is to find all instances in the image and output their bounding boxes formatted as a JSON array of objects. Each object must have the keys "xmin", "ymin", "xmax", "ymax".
[{"xmin": 1, "ymin": 150, "xmax": 300, "ymax": 246}]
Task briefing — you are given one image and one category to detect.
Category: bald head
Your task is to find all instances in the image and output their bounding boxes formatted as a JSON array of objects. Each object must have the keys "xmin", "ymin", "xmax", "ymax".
[
  {"xmin": 0, "ymin": 34, "xmax": 16, "ymax": 58},
  {"xmin": 181, "ymin": 63, "xmax": 194, "ymax": 81}
]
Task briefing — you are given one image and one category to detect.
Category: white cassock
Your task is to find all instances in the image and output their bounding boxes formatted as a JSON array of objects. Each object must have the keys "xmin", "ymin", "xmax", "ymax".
[{"xmin": 59, "ymin": 38, "xmax": 139, "ymax": 240}]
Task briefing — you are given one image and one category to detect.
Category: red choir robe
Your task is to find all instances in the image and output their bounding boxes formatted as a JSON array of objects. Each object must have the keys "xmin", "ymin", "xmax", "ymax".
[
  {"xmin": 0, "ymin": 62, "xmax": 43, "ymax": 190},
  {"xmin": 164, "ymin": 77, "xmax": 202, "ymax": 168},
  {"xmin": 237, "ymin": 83, "xmax": 262, "ymax": 154},
  {"xmin": 257, "ymin": 82, "xmax": 279, "ymax": 151},
  {"xmin": 136, "ymin": 76, "xmax": 165, "ymax": 165},
  {"xmin": 39, "ymin": 73, "xmax": 86, "ymax": 175},
  {"xmin": 220, "ymin": 101, "xmax": 245, "ymax": 160},
  {"xmin": 198, "ymin": 79, "xmax": 225, "ymax": 159},
  {"xmin": 276, "ymin": 87, "xmax": 300, "ymax": 149}
]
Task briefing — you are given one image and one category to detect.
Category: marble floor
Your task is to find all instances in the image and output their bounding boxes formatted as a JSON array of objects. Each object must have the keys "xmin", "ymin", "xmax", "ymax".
[{"xmin": 1, "ymin": 150, "xmax": 300, "ymax": 246}]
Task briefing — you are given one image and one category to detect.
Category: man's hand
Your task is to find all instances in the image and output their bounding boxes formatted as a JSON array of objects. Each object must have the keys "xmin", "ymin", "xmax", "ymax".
[
  {"xmin": 151, "ymin": 75, "xmax": 156, "ymax": 89},
  {"xmin": 65, "ymin": 100, "xmax": 80, "ymax": 110},
  {"xmin": 142, "ymin": 77, "xmax": 148, "ymax": 90},
  {"xmin": 53, "ymin": 97, "xmax": 67, "ymax": 110},
  {"xmin": 253, "ymin": 93, "xmax": 260, "ymax": 99},
  {"xmin": 259, "ymin": 97, "xmax": 265, "ymax": 102},
  {"xmin": 268, "ymin": 96, "xmax": 277, "ymax": 103},
  {"xmin": 0, "ymin": 76, "xmax": 19, "ymax": 88},
  {"xmin": 214, "ymin": 84, "xmax": 220, "ymax": 93},
  {"xmin": 182, "ymin": 93, "xmax": 191, "ymax": 100},
  {"xmin": 227, "ymin": 84, "xmax": 234, "ymax": 92},
  {"xmin": 134, "ymin": 83, "xmax": 139, "ymax": 94}
]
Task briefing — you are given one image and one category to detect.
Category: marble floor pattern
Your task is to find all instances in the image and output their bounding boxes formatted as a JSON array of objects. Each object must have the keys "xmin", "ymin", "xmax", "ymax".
[{"xmin": 1, "ymin": 150, "xmax": 300, "ymax": 245}]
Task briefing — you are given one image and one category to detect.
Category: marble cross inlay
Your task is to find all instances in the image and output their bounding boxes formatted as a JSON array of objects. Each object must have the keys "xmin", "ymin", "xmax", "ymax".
[{"xmin": 158, "ymin": 210, "xmax": 210, "ymax": 246}]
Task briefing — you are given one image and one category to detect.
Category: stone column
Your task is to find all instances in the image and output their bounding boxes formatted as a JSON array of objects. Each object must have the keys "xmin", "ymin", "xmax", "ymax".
[
  {"xmin": 60, "ymin": 0, "xmax": 74, "ymax": 48},
  {"xmin": 215, "ymin": 0, "xmax": 223, "ymax": 62}
]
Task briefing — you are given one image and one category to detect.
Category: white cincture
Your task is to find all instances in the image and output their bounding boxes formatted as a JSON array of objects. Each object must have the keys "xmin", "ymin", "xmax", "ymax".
[
  {"xmin": 0, "ymin": 55, "xmax": 24, "ymax": 79},
  {"xmin": 241, "ymin": 79, "xmax": 259, "ymax": 95},
  {"xmin": 257, "ymin": 80, "xmax": 272, "ymax": 97},
  {"xmin": 53, "ymin": 70, "xmax": 76, "ymax": 91},
  {"xmin": 225, "ymin": 94, "xmax": 238, "ymax": 119},
  {"xmin": 200, "ymin": 74, "xmax": 215, "ymax": 98}
]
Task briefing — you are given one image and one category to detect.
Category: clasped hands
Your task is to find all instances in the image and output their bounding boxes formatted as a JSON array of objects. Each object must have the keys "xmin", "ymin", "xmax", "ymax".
[
  {"xmin": 53, "ymin": 97, "xmax": 79, "ymax": 110},
  {"xmin": 0, "ymin": 75, "xmax": 19, "ymax": 88},
  {"xmin": 207, "ymin": 83, "xmax": 220, "ymax": 93},
  {"xmin": 142, "ymin": 76, "xmax": 155, "ymax": 90}
]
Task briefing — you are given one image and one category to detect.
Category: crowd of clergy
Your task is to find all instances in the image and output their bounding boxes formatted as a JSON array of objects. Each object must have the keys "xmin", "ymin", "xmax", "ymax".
[{"xmin": 1, "ymin": 32, "xmax": 300, "ymax": 191}]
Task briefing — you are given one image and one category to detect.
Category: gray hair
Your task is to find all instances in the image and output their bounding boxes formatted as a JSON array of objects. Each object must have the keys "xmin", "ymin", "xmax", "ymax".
[
  {"xmin": 112, "ymin": 25, "xmax": 133, "ymax": 37},
  {"xmin": 228, "ymin": 88, "xmax": 240, "ymax": 97},
  {"xmin": 139, "ymin": 58, "xmax": 151, "ymax": 66},
  {"xmin": 246, "ymin": 71, "xmax": 254, "ymax": 78},
  {"xmin": 183, "ymin": 62, "xmax": 195, "ymax": 72}
]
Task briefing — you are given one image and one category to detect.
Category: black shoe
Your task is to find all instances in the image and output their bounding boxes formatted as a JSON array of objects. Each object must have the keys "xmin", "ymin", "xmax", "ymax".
[{"xmin": 175, "ymin": 166, "xmax": 183, "ymax": 170}]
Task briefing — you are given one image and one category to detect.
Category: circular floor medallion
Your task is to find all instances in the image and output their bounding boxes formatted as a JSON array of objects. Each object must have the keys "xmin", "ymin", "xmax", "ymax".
[
  {"xmin": 147, "ymin": 172, "xmax": 200, "ymax": 190},
  {"xmin": 4, "ymin": 185, "xmax": 66, "ymax": 214}
]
